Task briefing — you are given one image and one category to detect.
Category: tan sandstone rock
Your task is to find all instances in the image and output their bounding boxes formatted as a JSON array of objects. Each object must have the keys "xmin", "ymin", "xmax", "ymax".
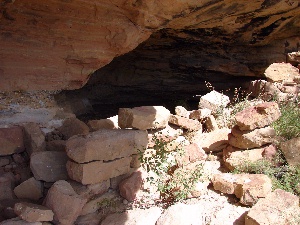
[
  {"xmin": 14, "ymin": 203, "xmax": 54, "ymax": 222},
  {"xmin": 67, "ymin": 157, "xmax": 131, "ymax": 185},
  {"xmin": 235, "ymin": 102, "xmax": 281, "ymax": 131},
  {"xmin": 245, "ymin": 189, "xmax": 300, "ymax": 225},
  {"xmin": 175, "ymin": 106, "xmax": 190, "ymax": 118},
  {"xmin": 118, "ymin": 106, "xmax": 170, "ymax": 130},
  {"xmin": 43, "ymin": 180, "xmax": 87, "ymax": 225},
  {"xmin": 119, "ymin": 171, "xmax": 143, "ymax": 202},
  {"xmin": 213, "ymin": 173, "xmax": 272, "ymax": 206},
  {"xmin": 87, "ymin": 115, "xmax": 119, "ymax": 131},
  {"xmin": 228, "ymin": 126, "xmax": 276, "ymax": 149},
  {"xmin": 199, "ymin": 90, "xmax": 230, "ymax": 112},
  {"xmin": 30, "ymin": 151, "xmax": 69, "ymax": 182},
  {"xmin": 280, "ymin": 137, "xmax": 300, "ymax": 166},
  {"xmin": 191, "ymin": 128, "xmax": 231, "ymax": 152},
  {"xmin": 169, "ymin": 115, "xmax": 202, "ymax": 131},
  {"xmin": 223, "ymin": 145, "xmax": 265, "ymax": 171},
  {"xmin": 66, "ymin": 129, "xmax": 148, "ymax": 163},
  {"xmin": 176, "ymin": 143, "xmax": 207, "ymax": 166},
  {"xmin": 264, "ymin": 62, "xmax": 299, "ymax": 82}
]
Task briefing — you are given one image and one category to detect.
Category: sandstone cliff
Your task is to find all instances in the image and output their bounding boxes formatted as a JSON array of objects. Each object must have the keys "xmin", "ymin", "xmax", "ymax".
[{"xmin": 0, "ymin": 0, "xmax": 299, "ymax": 91}]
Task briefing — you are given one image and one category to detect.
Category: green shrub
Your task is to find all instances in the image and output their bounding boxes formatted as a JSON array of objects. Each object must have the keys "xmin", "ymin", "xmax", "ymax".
[
  {"xmin": 138, "ymin": 132, "xmax": 204, "ymax": 204},
  {"xmin": 272, "ymin": 102, "xmax": 300, "ymax": 140},
  {"xmin": 233, "ymin": 158, "xmax": 300, "ymax": 197}
]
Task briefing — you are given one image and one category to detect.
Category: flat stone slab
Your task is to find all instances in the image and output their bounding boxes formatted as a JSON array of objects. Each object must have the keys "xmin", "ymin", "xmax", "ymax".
[
  {"xmin": 67, "ymin": 157, "xmax": 131, "ymax": 185},
  {"xmin": 14, "ymin": 177, "xmax": 43, "ymax": 201},
  {"xmin": 245, "ymin": 189, "xmax": 300, "ymax": 225},
  {"xmin": 66, "ymin": 129, "xmax": 148, "ymax": 163},
  {"xmin": 169, "ymin": 115, "xmax": 202, "ymax": 131},
  {"xmin": 235, "ymin": 102, "xmax": 281, "ymax": 131},
  {"xmin": 14, "ymin": 202, "xmax": 54, "ymax": 222}
]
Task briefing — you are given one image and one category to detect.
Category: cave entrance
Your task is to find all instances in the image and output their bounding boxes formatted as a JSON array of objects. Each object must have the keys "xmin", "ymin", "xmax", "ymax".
[{"xmin": 55, "ymin": 28, "xmax": 275, "ymax": 121}]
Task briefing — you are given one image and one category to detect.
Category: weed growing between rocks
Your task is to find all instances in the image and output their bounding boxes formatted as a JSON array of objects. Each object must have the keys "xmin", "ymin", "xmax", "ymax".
[
  {"xmin": 232, "ymin": 158, "xmax": 300, "ymax": 197},
  {"xmin": 272, "ymin": 101, "xmax": 300, "ymax": 141},
  {"xmin": 138, "ymin": 132, "xmax": 204, "ymax": 206}
]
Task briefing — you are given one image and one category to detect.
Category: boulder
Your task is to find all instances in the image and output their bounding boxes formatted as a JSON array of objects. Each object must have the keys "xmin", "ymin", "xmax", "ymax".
[
  {"xmin": 101, "ymin": 207, "xmax": 162, "ymax": 225},
  {"xmin": 199, "ymin": 91, "xmax": 230, "ymax": 112},
  {"xmin": 0, "ymin": 127, "xmax": 25, "ymax": 156},
  {"xmin": 57, "ymin": 118, "xmax": 89, "ymax": 140},
  {"xmin": 174, "ymin": 106, "xmax": 189, "ymax": 118},
  {"xmin": 245, "ymin": 189, "xmax": 300, "ymax": 225},
  {"xmin": 69, "ymin": 179, "xmax": 110, "ymax": 200},
  {"xmin": 264, "ymin": 62, "xmax": 299, "ymax": 82},
  {"xmin": 189, "ymin": 108, "xmax": 212, "ymax": 120},
  {"xmin": 43, "ymin": 180, "xmax": 87, "ymax": 225},
  {"xmin": 67, "ymin": 157, "xmax": 131, "ymax": 185},
  {"xmin": 228, "ymin": 126, "xmax": 276, "ymax": 149},
  {"xmin": 23, "ymin": 123, "xmax": 45, "ymax": 156},
  {"xmin": 66, "ymin": 129, "xmax": 148, "ymax": 163},
  {"xmin": 14, "ymin": 203, "xmax": 53, "ymax": 222},
  {"xmin": 223, "ymin": 145, "xmax": 265, "ymax": 171},
  {"xmin": 213, "ymin": 173, "xmax": 272, "ymax": 205},
  {"xmin": 235, "ymin": 102, "xmax": 281, "ymax": 131},
  {"xmin": 119, "ymin": 171, "xmax": 143, "ymax": 202},
  {"xmin": 13, "ymin": 177, "xmax": 43, "ymax": 201},
  {"xmin": 118, "ymin": 106, "xmax": 170, "ymax": 130},
  {"xmin": 30, "ymin": 151, "xmax": 69, "ymax": 182},
  {"xmin": 176, "ymin": 143, "xmax": 207, "ymax": 166},
  {"xmin": 280, "ymin": 137, "xmax": 300, "ymax": 166},
  {"xmin": 191, "ymin": 128, "xmax": 231, "ymax": 152},
  {"xmin": 87, "ymin": 115, "xmax": 119, "ymax": 131},
  {"xmin": 169, "ymin": 115, "xmax": 202, "ymax": 131}
]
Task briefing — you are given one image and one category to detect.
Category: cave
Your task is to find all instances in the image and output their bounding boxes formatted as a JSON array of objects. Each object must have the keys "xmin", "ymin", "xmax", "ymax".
[{"xmin": 56, "ymin": 26, "xmax": 299, "ymax": 120}]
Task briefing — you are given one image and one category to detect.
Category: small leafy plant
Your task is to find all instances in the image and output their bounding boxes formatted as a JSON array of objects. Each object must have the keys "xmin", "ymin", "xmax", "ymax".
[
  {"xmin": 138, "ymin": 132, "xmax": 204, "ymax": 204},
  {"xmin": 232, "ymin": 157, "xmax": 300, "ymax": 197},
  {"xmin": 272, "ymin": 101, "xmax": 300, "ymax": 140}
]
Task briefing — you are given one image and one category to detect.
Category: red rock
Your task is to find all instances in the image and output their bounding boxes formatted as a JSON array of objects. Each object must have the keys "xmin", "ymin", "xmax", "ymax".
[
  {"xmin": 43, "ymin": 180, "xmax": 87, "ymax": 225},
  {"xmin": 280, "ymin": 137, "xmax": 300, "ymax": 166},
  {"xmin": 0, "ymin": 127, "xmax": 25, "ymax": 156},
  {"xmin": 189, "ymin": 108, "xmax": 212, "ymax": 120},
  {"xmin": 245, "ymin": 189, "xmax": 300, "ymax": 225},
  {"xmin": 119, "ymin": 171, "xmax": 143, "ymax": 201},
  {"xmin": 169, "ymin": 115, "xmax": 202, "ymax": 131},
  {"xmin": 69, "ymin": 179, "xmax": 110, "ymax": 199},
  {"xmin": 57, "ymin": 118, "xmax": 89, "ymax": 140},
  {"xmin": 262, "ymin": 144, "xmax": 277, "ymax": 160},
  {"xmin": 23, "ymin": 123, "xmax": 45, "ymax": 156},
  {"xmin": 45, "ymin": 140, "xmax": 66, "ymax": 152},
  {"xmin": 191, "ymin": 128, "xmax": 231, "ymax": 152},
  {"xmin": 14, "ymin": 202, "xmax": 54, "ymax": 222},
  {"xmin": 176, "ymin": 143, "xmax": 207, "ymax": 166},
  {"xmin": 229, "ymin": 126, "xmax": 276, "ymax": 149},
  {"xmin": 66, "ymin": 129, "xmax": 148, "ymax": 163},
  {"xmin": 67, "ymin": 157, "xmax": 131, "ymax": 185},
  {"xmin": 30, "ymin": 151, "xmax": 69, "ymax": 182},
  {"xmin": 264, "ymin": 62, "xmax": 299, "ymax": 82},
  {"xmin": 235, "ymin": 102, "xmax": 281, "ymax": 131},
  {"xmin": 204, "ymin": 115, "xmax": 219, "ymax": 132}
]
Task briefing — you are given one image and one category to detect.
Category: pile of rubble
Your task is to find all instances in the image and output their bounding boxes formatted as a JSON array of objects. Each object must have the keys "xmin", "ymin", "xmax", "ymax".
[{"xmin": 0, "ymin": 62, "xmax": 300, "ymax": 225}]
